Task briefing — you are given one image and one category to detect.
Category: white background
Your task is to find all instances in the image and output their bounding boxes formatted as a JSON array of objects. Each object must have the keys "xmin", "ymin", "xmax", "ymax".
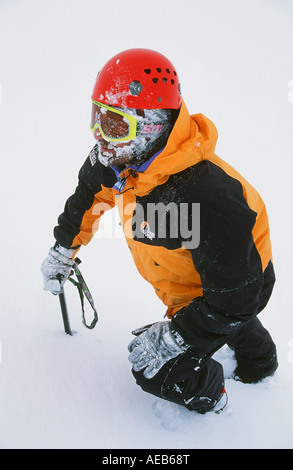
[{"xmin": 0, "ymin": 0, "xmax": 292, "ymax": 449}]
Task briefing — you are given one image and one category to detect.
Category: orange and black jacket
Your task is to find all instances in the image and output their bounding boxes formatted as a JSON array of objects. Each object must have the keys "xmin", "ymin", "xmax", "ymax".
[{"xmin": 54, "ymin": 101, "xmax": 275, "ymax": 353}]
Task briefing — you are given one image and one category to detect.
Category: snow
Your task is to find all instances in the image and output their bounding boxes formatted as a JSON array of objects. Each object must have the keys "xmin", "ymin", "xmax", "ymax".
[{"xmin": 0, "ymin": 0, "xmax": 293, "ymax": 450}]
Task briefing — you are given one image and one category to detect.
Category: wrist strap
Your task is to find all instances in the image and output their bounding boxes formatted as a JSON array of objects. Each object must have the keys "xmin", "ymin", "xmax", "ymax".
[{"xmin": 68, "ymin": 258, "xmax": 98, "ymax": 330}]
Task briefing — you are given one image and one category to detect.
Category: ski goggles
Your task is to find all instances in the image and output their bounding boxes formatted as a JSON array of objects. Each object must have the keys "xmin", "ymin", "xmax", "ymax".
[{"xmin": 90, "ymin": 100, "xmax": 138, "ymax": 142}]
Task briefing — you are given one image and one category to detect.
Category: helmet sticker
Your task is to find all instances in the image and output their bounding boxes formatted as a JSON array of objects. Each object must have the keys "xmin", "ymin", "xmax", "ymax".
[{"xmin": 129, "ymin": 81, "xmax": 143, "ymax": 96}]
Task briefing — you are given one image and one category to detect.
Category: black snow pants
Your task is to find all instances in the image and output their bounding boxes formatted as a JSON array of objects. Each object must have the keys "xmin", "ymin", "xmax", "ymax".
[{"xmin": 132, "ymin": 263, "xmax": 278, "ymax": 414}]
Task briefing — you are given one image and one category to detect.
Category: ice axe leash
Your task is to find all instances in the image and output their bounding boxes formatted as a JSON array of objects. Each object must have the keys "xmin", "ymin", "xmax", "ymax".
[
  {"xmin": 67, "ymin": 257, "xmax": 98, "ymax": 330},
  {"xmin": 56, "ymin": 257, "xmax": 98, "ymax": 334}
]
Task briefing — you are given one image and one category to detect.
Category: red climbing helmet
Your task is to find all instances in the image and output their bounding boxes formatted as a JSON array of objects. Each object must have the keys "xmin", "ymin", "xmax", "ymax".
[{"xmin": 91, "ymin": 48, "xmax": 182, "ymax": 110}]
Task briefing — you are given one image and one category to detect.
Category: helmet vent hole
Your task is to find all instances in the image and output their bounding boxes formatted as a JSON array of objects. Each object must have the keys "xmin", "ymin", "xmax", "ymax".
[
  {"xmin": 173, "ymin": 71, "xmax": 177, "ymax": 76},
  {"xmin": 166, "ymin": 68, "xmax": 170, "ymax": 74},
  {"xmin": 156, "ymin": 68, "xmax": 162, "ymax": 73},
  {"xmin": 162, "ymin": 78, "xmax": 167, "ymax": 83},
  {"xmin": 144, "ymin": 69, "xmax": 151, "ymax": 74},
  {"xmin": 171, "ymin": 79, "xmax": 175, "ymax": 85},
  {"xmin": 152, "ymin": 78, "xmax": 159, "ymax": 84}
]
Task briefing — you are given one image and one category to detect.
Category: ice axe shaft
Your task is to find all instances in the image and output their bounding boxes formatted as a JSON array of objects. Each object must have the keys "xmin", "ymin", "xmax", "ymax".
[
  {"xmin": 58, "ymin": 290, "xmax": 72, "ymax": 335},
  {"xmin": 45, "ymin": 257, "xmax": 97, "ymax": 334}
]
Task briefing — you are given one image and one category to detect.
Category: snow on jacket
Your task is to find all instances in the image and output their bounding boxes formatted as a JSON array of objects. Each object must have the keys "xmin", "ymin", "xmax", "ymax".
[{"xmin": 54, "ymin": 100, "xmax": 274, "ymax": 348}]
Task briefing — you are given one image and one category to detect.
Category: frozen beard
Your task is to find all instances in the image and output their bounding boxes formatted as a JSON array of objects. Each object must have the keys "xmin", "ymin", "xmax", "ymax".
[{"xmin": 96, "ymin": 108, "xmax": 178, "ymax": 168}]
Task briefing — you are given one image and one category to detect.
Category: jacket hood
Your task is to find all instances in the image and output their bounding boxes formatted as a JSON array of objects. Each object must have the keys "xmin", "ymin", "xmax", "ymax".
[{"xmin": 120, "ymin": 100, "xmax": 219, "ymax": 196}]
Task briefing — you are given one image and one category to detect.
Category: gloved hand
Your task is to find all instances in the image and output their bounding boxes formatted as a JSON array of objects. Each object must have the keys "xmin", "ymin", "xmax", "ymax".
[
  {"xmin": 41, "ymin": 244, "xmax": 76, "ymax": 294},
  {"xmin": 128, "ymin": 321, "xmax": 189, "ymax": 379}
]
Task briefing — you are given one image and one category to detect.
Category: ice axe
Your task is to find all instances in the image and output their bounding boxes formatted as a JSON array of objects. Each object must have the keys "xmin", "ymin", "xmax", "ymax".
[
  {"xmin": 45, "ymin": 258, "xmax": 98, "ymax": 335},
  {"xmin": 59, "ymin": 290, "xmax": 72, "ymax": 336},
  {"xmin": 44, "ymin": 276, "xmax": 73, "ymax": 335}
]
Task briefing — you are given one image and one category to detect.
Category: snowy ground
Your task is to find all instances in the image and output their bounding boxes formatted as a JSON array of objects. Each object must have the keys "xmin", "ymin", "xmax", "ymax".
[{"xmin": 0, "ymin": 0, "xmax": 293, "ymax": 449}]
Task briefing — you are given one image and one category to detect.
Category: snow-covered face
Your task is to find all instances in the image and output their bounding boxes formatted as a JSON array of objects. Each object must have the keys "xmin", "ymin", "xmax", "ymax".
[{"xmin": 93, "ymin": 108, "xmax": 177, "ymax": 168}]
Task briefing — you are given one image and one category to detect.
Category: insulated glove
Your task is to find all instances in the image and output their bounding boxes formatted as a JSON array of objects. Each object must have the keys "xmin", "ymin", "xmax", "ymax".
[
  {"xmin": 128, "ymin": 321, "xmax": 189, "ymax": 379},
  {"xmin": 41, "ymin": 244, "xmax": 76, "ymax": 295}
]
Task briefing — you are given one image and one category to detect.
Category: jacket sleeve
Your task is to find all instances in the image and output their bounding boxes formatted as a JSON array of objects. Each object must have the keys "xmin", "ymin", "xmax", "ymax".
[
  {"xmin": 53, "ymin": 145, "xmax": 116, "ymax": 249},
  {"xmin": 172, "ymin": 161, "xmax": 270, "ymax": 355}
]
